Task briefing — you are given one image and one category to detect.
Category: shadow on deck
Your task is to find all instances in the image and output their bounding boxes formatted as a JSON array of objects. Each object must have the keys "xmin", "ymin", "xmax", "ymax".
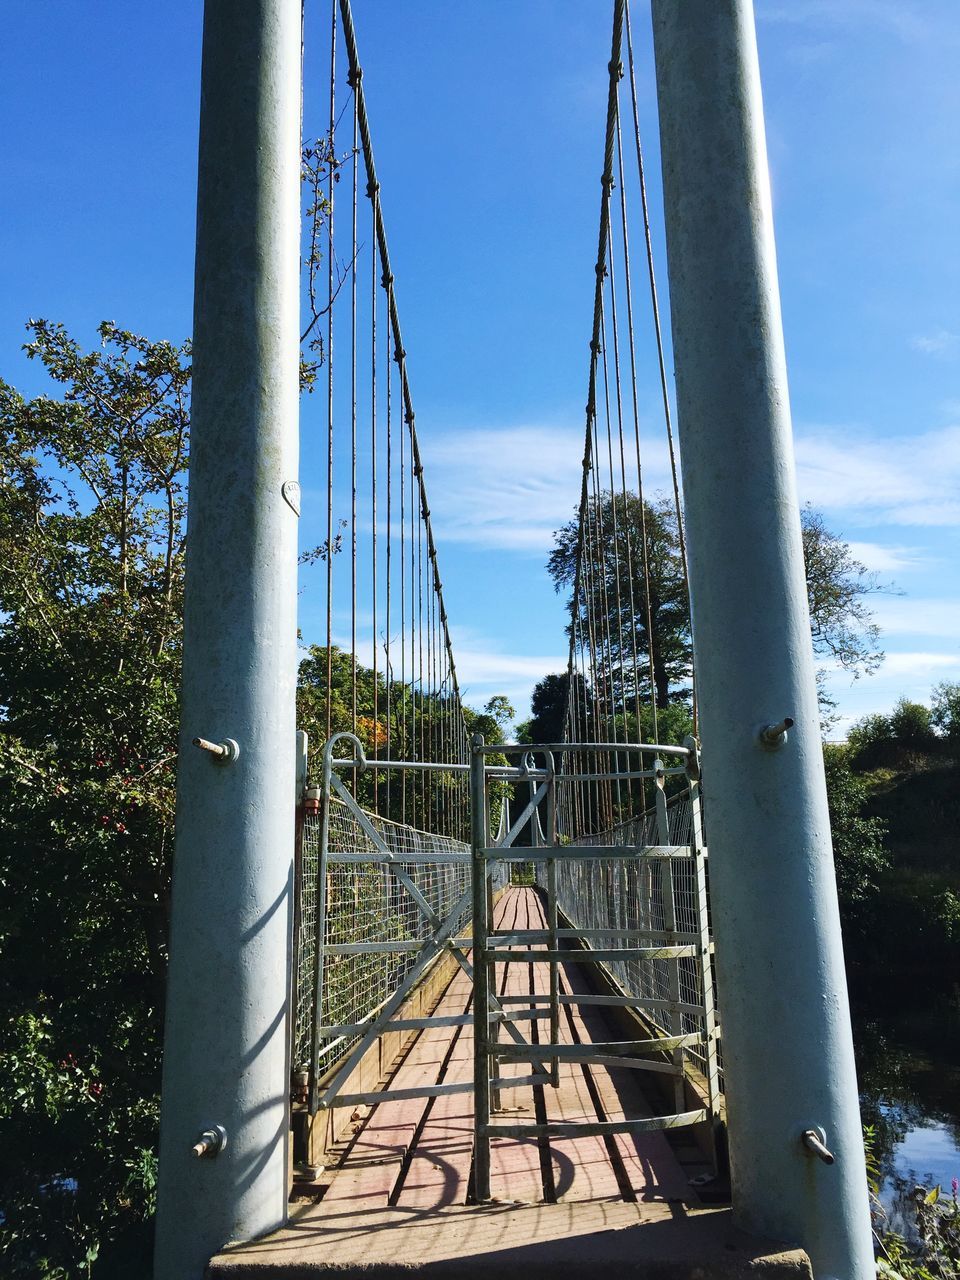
[{"xmin": 209, "ymin": 889, "xmax": 810, "ymax": 1277}]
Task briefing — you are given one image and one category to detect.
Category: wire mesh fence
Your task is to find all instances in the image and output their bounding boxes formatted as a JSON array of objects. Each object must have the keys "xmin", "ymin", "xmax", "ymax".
[
  {"xmin": 541, "ymin": 789, "xmax": 720, "ymax": 1088},
  {"xmin": 293, "ymin": 795, "xmax": 476, "ymax": 1084}
]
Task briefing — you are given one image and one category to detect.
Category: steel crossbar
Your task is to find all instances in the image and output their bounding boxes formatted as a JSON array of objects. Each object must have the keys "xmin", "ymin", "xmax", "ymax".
[
  {"xmin": 303, "ymin": 730, "xmax": 721, "ymax": 1199},
  {"xmin": 481, "ymin": 843, "xmax": 698, "ymax": 861},
  {"xmin": 470, "ymin": 733, "xmax": 722, "ymax": 1202}
]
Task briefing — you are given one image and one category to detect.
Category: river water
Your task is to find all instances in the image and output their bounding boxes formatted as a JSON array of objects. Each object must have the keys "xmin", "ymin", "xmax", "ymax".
[{"xmin": 851, "ymin": 976, "xmax": 960, "ymax": 1232}]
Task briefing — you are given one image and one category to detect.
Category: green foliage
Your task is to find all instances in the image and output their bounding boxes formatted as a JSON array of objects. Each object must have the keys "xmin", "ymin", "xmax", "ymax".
[
  {"xmin": 464, "ymin": 697, "xmax": 514, "ymax": 833},
  {"xmin": 821, "ymin": 745, "xmax": 890, "ymax": 941},
  {"xmin": 891, "ymin": 700, "xmax": 935, "ymax": 748},
  {"xmin": 0, "ymin": 320, "xmax": 190, "ymax": 1276},
  {"xmin": 295, "ymin": 643, "xmax": 485, "ymax": 838},
  {"xmin": 549, "ymin": 492, "xmax": 690, "ymax": 710},
  {"xmin": 0, "ymin": 322, "xmax": 507, "ymax": 1276},
  {"xmin": 465, "ymin": 695, "xmax": 514, "ymax": 744},
  {"xmin": 842, "ymin": 693, "xmax": 960, "ymax": 975},
  {"xmin": 800, "ymin": 506, "xmax": 887, "ymax": 677},
  {"xmin": 931, "ymin": 683, "xmax": 960, "ymax": 755},
  {"xmin": 517, "ymin": 672, "xmax": 588, "ymax": 746},
  {"xmin": 548, "ymin": 498, "xmax": 888, "ymax": 730},
  {"xmin": 849, "ymin": 700, "xmax": 941, "ymax": 771}
]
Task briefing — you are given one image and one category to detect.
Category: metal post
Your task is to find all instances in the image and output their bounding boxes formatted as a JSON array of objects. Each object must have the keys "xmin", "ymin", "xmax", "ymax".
[
  {"xmin": 154, "ymin": 1, "xmax": 301, "ymax": 1275},
  {"xmin": 470, "ymin": 734, "xmax": 492, "ymax": 1201},
  {"xmin": 651, "ymin": 4, "xmax": 873, "ymax": 1275},
  {"xmin": 687, "ymin": 773, "xmax": 722, "ymax": 1160},
  {"xmin": 308, "ymin": 738, "xmax": 336, "ymax": 1114},
  {"xmin": 542, "ymin": 760, "xmax": 560, "ymax": 1088},
  {"xmin": 654, "ymin": 763, "xmax": 685, "ymax": 1114}
]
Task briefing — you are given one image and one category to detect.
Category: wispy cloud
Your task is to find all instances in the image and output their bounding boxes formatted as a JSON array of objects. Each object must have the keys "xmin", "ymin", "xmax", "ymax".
[
  {"xmin": 871, "ymin": 596, "xmax": 960, "ymax": 640},
  {"xmin": 878, "ymin": 651, "xmax": 960, "ymax": 679},
  {"xmin": 844, "ymin": 541, "xmax": 926, "ymax": 573},
  {"xmin": 425, "ymin": 423, "xmax": 672, "ymax": 554},
  {"xmin": 822, "ymin": 651, "xmax": 960, "ymax": 737},
  {"xmin": 794, "ymin": 424, "xmax": 960, "ymax": 527},
  {"xmin": 447, "ymin": 625, "xmax": 566, "ymax": 711},
  {"xmin": 911, "ymin": 329, "xmax": 960, "ymax": 359},
  {"xmin": 759, "ymin": 1, "xmax": 927, "ymax": 43}
]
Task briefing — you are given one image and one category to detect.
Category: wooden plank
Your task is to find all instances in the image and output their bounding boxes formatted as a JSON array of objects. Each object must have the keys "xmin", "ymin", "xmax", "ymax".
[
  {"xmin": 398, "ymin": 887, "xmax": 529, "ymax": 1209},
  {"xmin": 557, "ymin": 956, "xmax": 693, "ymax": 1203},
  {"xmin": 320, "ymin": 882, "xmax": 695, "ymax": 1217},
  {"xmin": 322, "ymin": 964, "xmax": 471, "ymax": 1208},
  {"xmin": 526, "ymin": 891, "xmax": 624, "ymax": 1204},
  {"xmin": 488, "ymin": 888, "xmax": 546, "ymax": 1204}
]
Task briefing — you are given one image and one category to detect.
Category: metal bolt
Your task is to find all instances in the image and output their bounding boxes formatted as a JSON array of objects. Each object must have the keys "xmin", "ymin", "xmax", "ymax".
[
  {"xmin": 193, "ymin": 736, "xmax": 240, "ymax": 763},
  {"xmin": 191, "ymin": 1124, "xmax": 227, "ymax": 1158},
  {"xmin": 801, "ymin": 1128, "xmax": 835, "ymax": 1165},
  {"xmin": 759, "ymin": 717, "xmax": 794, "ymax": 749}
]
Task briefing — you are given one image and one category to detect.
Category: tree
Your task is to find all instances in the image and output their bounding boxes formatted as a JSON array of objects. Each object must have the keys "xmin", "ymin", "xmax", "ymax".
[
  {"xmin": 516, "ymin": 673, "xmax": 580, "ymax": 746},
  {"xmin": 0, "ymin": 320, "xmax": 190, "ymax": 1276},
  {"xmin": 549, "ymin": 493, "xmax": 690, "ymax": 711},
  {"xmin": 822, "ymin": 744, "xmax": 889, "ymax": 929},
  {"xmin": 0, "ymin": 320, "xmax": 514, "ymax": 1277},
  {"xmin": 547, "ymin": 494, "xmax": 889, "ymax": 719},
  {"xmin": 931, "ymin": 681, "xmax": 960, "ymax": 754},
  {"xmin": 848, "ymin": 698, "xmax": 939, "ymax": 771},
  {"xmin": 295, "ymin": 643, "xmax": 478, "ymax": 837},
  {"xmin": 800, "ymin": 506, "xmax": 886, "ymax": 677}
]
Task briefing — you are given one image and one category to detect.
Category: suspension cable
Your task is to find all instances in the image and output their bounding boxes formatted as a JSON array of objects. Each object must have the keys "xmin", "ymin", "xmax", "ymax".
[{"xmin": 623, "ymin": 0, "xmax": 697, "ymax": 733}]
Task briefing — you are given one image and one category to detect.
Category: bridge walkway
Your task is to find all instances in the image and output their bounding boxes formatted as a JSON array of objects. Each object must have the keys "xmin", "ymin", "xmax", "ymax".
[
  {"xmin": 320, "ymin": 885, "xmax": 699, "ymax": 1211},
  {"xmin": 208, "ymin": 887, "xmax": 811, "ymax": 1277}
]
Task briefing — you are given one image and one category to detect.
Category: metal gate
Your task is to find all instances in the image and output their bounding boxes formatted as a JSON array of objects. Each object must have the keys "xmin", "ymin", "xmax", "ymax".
[
  {"xmin": 304, "ymin": 732, "xmax": 544, "ymax": 1118},
  {"xmin": 297, "ymin": 731, "xmax": 720, "ymax": 1201},
  {"xmin": 469, "ymin": 736, "xmax": 720, "ymax": 1202}
]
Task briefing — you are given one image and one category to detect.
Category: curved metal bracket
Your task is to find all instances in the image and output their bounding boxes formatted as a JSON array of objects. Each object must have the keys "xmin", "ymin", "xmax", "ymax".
[{"xmin": 322, "ymin": 731, "xmax": 368, "ymax": 781}]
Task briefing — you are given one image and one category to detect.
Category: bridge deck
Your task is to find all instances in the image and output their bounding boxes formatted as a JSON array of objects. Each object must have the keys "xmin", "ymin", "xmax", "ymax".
[
  {"xmin": 209, "ymin": 888, "xmax": 811, "ymax": 1277},
  {"xmin": 324, "ymin": 885, "xmax": 699, "ymax": 1210}
]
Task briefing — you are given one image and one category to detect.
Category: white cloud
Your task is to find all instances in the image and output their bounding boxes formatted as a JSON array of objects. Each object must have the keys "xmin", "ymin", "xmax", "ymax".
[
  {"xmin": 871, "ymin": 597, "xmax": 960, "ymax": 639},
  {"xmin": 794, "ymin": 424, "xmax": 960, "ymax": 528},
  {"xmin": 911, "ymin": 329, "xmax": 960, "ymax": 359},
  {"xmin": 879, "ymin": 651, "xmax": 960, "ymax": 679},
  {"xmin": 844, "ymin": 541, "xmax": 925, "ymax": 573},
  {"xmin": 423, "ymin": 424, "xmax": 673, "ymax": 554},
  {"xmin": 448, "ymin": 624, "xmax": 566, "ymax": 711},
  {"xmin": 759, "ymin": 1, "xmax": 927, "ymax": 42}
]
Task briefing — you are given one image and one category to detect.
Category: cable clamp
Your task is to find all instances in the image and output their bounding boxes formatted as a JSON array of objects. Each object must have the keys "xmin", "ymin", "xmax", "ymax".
[
  {"xmin": 347, "ymin": 66, "xmax": 363, "ymax": 88},
  {"xmin": 366, "ymin": 180, "xmax": 380, "ymax": 199}
]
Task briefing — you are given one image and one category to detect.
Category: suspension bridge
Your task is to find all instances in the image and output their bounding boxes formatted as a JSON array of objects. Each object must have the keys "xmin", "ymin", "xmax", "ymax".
[{"xmin": 154, "ymin": 2, "xmax": 874, "ymax": 1278}]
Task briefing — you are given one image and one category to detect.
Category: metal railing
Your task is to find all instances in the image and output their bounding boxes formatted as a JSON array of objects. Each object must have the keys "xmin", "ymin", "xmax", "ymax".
[
  {"xmin": 294, "ymin": 732, "xmax": 509, "ymax": 1116},
  {"xmin": 471, "ymin": 737, "xmax": 721, "ymax": 1202},
  {"xmin": 292, "ymin": 791, "xmax": 473, "ymax": 1091},
  {"xmin": 292, "ymin": 731, "xmax": 722, "ymax": 1202},
  {"xmin": 546, "ymin": 780, "xmax": 720, "ymax": 1091}
]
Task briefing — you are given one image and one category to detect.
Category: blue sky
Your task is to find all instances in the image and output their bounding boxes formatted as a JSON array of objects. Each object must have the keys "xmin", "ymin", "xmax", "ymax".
[{"xmin": 3, "ymin": 1, "xmax": 959, "ymax": 734}]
